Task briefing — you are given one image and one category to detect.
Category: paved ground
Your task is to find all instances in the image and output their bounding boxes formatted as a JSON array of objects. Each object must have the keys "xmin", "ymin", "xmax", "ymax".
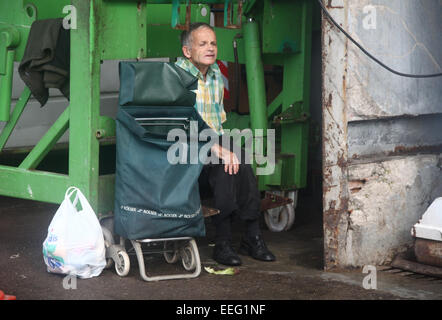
[{"xmin": 0, "ymin": 194, "xmax": 441, "ymax": 303}]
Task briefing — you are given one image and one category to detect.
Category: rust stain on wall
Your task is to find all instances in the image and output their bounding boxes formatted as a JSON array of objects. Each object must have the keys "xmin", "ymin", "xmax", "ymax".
[
  {"xmin": 321, "ymin": 1, "xmax": 350, "ymax": 270},
  {"xmin": 323, "ymin": 195, "xmax": 350, "ymax": 270},
  {"xmin": 350, "ymin": 144, "xmax": 442, "ymax": 162}
]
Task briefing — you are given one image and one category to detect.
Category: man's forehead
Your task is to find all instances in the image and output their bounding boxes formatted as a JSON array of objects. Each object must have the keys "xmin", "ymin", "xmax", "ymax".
[{"xmin": 191, "ymin": 27, "xmax": 216, "ymax": 41}]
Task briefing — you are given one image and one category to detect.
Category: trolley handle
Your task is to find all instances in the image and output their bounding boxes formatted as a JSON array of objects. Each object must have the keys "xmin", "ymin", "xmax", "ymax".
[
  {"xmin": 135, "ymin": 117, "xmax": 190, "ymax": 122},
  {"xmin": 138, "ymin": 122, "xmax": 189, "ymax": 130}
]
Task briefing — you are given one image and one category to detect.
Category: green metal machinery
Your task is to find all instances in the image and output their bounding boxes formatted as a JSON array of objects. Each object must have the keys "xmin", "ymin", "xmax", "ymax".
[{"xmin": 0, "ymin": 0, "xmax": 315, "ymax": 230}]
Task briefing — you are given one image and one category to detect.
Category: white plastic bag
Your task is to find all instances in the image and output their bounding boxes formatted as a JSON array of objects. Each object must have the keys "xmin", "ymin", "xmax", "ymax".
[{"xmin": 42, "ymin": 187, "xmax": 106, "ymax": 279}]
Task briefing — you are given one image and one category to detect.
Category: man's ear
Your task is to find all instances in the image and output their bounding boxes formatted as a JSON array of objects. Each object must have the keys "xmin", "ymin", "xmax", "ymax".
[{"xmin": 182, "ymin": 46, "xmax": 191, "ymax": 59}]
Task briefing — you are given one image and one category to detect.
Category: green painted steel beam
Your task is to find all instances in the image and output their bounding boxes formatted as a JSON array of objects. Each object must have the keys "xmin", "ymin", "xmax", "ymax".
[
  {"xmin": 19, "ymin": 106, "xmax": 70, "ymax": 170},
  {"xmin": 0, "ymin": 27, "xmax": 16, "ymax": 123},
  {"xmin": 98, "ymin": 174, "xmax": 115, "ymax": 216},
  {"xmin": 146, "ymin": 25, "xmax": 182, "ymax": 58},
  {"xmin": 0, "ymin": 26, "xmax": 20, "ymax": 74},
  {"xmin": 213, "ymin": 27, "xmax": 245, "ymax": 63},
  {"xmin": 0, "ymin": 50, "xmax": 14, "ymax": 121},
  {"xmin": 262, "ymin": 0, "xmax": 302, "ymax": 54},
  {"xmin": 0, "ymin": 88, "xmax": 31, "ymax": 151},
  {"xmin": 0, "ymin": 1, "xmax": 35, "ymax": 62},
  {"xmin": 280, "ymin": 0, "xmax": 312, "ymax": 189},
  {"xmin": 100, "ymin": 0, "xmax": 147, "ymax": 60},
  {"xmin": 0, "ymin": 165, "xmax": 70, "ymax": 203},
  {"xmin": 68, "ymin": 0, "xmax": 102, "ymax": 211},
  {"xmin": 266, "ymin": 92, "xmax": 282, "ymax": 119},
  {"xmin": 23, "ymin": 0, "xmax": 71, "ymax": 20}
]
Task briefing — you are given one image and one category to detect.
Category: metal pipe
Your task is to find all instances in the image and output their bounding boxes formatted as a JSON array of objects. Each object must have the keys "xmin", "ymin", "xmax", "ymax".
[
  {"xmin": 0, "ymin": 49, "xmax": 14, "ymax": 122},
  {"xmin": 243, "ymin": 17, "xmax": 268, "ymax": 164},
  {"xmin": 243, "ymin": 18, "xmax": 267, "ymax": 133}
]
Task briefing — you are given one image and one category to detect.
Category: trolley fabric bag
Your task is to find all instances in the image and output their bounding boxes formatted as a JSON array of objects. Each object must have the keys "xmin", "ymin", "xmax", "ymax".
[
  {"xmin": 118, "ymin": 61, "xmax": 198, "ymax": 107},
  {"xmin": 42, "ymin": 187, "xmax": 106, "ymax": 279},
  {"xmin": 114, "ymin": 61, "xmax": 213, "ymax": 240}
]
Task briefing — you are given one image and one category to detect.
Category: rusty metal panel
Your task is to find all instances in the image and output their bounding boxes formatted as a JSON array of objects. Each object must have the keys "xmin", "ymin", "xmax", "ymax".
[
  {"xmin": 414, "ymin": 238, "xmax": 442, "ymax": 268},
  {"xmin": 321, "ymin": 0, "xmax": 349, "ymax": 270},
  {"xmin": 391, "ymin": 253, "xmax": 442, "ymax": 278}
]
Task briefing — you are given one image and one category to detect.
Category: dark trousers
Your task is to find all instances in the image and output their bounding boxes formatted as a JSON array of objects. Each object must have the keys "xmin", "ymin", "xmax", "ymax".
[{"xmin": 199, "ymin": 136, "xmax": 261, "ymax": 243}]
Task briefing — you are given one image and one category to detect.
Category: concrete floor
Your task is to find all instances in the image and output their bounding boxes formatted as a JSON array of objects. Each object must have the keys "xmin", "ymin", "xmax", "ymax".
[{"xmin": 0, "ymin": 194, "xmax": 441, "ymax": 301}]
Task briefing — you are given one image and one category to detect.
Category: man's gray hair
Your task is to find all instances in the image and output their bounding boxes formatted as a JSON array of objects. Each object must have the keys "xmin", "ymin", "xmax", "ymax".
[{"xmin": 180, "ymin": 22, "xmax": 214, "ymax": 48}]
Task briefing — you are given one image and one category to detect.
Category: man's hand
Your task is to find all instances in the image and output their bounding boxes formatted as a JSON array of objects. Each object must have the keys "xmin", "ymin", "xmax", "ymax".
[{"xmin": 211, "ymin": 143, "xmax": 239, "ymax": 175}]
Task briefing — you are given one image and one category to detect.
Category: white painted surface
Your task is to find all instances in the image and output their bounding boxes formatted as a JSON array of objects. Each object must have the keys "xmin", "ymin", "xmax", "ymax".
[{"xmin": 412, "ymin": 197, "xmax": 442, "ymax": 241}]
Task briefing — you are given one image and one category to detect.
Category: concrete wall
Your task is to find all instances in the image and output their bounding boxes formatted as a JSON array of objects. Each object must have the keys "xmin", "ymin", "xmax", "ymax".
[{"xmin": 322, "ymin": 0, "xmax": 442, "ymax": 269}]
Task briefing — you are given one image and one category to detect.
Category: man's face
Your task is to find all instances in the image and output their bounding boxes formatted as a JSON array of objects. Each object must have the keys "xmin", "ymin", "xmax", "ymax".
[{"xmin": 183, "ymin": 27, "xmax": 217, "ymax": 72}]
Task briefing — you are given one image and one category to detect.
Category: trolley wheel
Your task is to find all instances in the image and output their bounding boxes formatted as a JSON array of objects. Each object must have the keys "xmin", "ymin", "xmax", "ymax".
[
  {"xmin": 163, "ymin": 241, "xmax": 179, "ymax": 264},
  {"xmin": 115, "ymin": 250, "xmax": 130, "ymax": 277},
  {"xmin": 180, "ymin": 243, "xmax": 196, "ymax": 271},
  {"xmin": 264, "ymin": 191, "xmax": 296, "ymax": 232},
  {"xmin": 102, "ymin": 227, "xmax": 115, "ymax": 269}
]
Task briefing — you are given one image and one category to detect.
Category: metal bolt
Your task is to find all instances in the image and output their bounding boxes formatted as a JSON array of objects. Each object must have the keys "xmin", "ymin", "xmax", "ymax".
[{"xmin": 96, "ymin": 130, "xmax": 103, "ymax": 139}]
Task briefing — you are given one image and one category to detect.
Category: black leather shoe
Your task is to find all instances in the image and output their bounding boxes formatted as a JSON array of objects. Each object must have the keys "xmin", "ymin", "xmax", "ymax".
[
  {"xmin": 213, "ymin": 241, "xmax": 242, "ymax": 266},
  {"xmin": 239, "ymin": 235, "xmax": 276, "ymax": 262}
]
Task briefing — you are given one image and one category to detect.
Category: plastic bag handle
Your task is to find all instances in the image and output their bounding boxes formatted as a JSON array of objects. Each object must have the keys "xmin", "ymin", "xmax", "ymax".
[
  {"xmin": 64, "ymin": 186, "xmax": 96, "ymax": 218},
  {"xmin": 65, "ymin": 187, "xmax": 91, "ymax": 214},
  {"xmin": 65, "ymin": 186, "xmax": 80, "ymax": 210},
  {"xmin": 65, "ymin": 186, "xmax": 78, "ymax": 198}
]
